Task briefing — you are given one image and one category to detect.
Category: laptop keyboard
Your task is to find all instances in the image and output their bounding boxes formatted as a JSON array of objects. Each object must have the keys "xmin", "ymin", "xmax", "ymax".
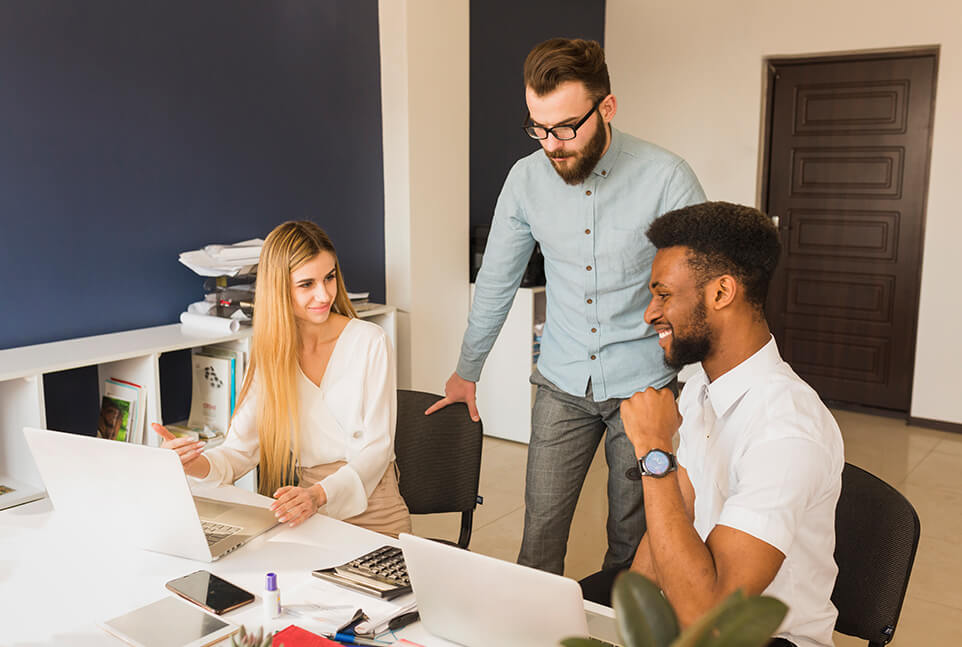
[{"xmin": 202, "ymin": 520, "xmax": 242, "ymax": 546}]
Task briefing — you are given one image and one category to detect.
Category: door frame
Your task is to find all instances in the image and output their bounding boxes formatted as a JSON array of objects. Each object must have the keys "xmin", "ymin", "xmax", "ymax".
[{"xmin": 758, "ymin": 46, "xmax": 940, "ymax": 412}]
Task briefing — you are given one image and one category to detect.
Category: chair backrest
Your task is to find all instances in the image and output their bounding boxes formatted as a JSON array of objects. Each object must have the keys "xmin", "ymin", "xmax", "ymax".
[
  {"xmin": 832, "ymin": 462, "xmax": 920, "ymax": 646},
  {"xmin": 394, "ymin": 390, "xmax": 483, "ymax": 549}
]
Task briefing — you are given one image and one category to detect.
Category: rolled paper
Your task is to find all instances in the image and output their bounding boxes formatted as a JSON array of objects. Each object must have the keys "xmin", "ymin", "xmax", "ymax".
[{"xmin": 179, "ymin": 311, "xmax": 240, "ymax": 334}]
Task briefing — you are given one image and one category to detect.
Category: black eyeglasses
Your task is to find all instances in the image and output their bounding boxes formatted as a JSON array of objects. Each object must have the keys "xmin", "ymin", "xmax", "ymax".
[{"xmin": 523, "ymin": 96, "xmax": 604, "ymax": 141}]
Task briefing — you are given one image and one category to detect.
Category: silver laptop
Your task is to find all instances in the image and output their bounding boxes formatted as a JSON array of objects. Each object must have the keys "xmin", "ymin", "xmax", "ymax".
[
  {"xmin": 399, "ymin": 533, "xmax": 622, "ymax": 647},
  {"xmin": 23, "ymin": 427, "xmax": 278, "ymax": 561}
]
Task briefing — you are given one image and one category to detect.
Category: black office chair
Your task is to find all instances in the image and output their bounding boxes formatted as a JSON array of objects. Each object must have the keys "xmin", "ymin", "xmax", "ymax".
[
  {"xmin": 393, "ymin": 389, "xmax": 483, "ymax": 549},
  {"xmin": 832, "ymin": 462, "xmax": 920, "ymax": 646}
]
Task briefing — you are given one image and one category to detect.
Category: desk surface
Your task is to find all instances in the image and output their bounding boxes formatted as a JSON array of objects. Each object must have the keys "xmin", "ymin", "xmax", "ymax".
[
  {"xmin": 0, "ymin": 484, "xmax": 466, "ymax": 647},
  {"xmin": 2, "ymin": 485, "xmax": 615, "ymax": 647}
]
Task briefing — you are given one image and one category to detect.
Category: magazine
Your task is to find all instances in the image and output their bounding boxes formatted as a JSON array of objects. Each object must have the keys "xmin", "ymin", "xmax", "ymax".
[{"xmin": 97, "ymin": 395, "xmax": 132, "ymax": 442}]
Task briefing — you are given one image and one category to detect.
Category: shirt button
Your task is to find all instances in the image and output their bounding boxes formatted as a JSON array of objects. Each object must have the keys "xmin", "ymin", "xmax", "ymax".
[
  {"xmin": 585, "ymin": 228, "xmax": 591, "ymax": 235},
  {"xmin": 591, "ymin": 327, "xmax": 597, "ymax": 333},
  {"xmin": 601, "ymin": 170, "xmax": 607, "ymax": 176},
  {"xmin": 585, "ymin": 190, "xmax": 592, "ymax": 196},
  {"xmin": 352, "ymin": 431, "xmax": 362, "ymax": 439},
  {"xmin": 590, "ymin": 355, "xmax": 597, "ymax": 360},
  {"xmin": 586, "ymin": 265, "xmax": 592, "ymax": 271},
  {"xmin": 586, "ymin": 298, "xmax": 593, "ymax": 304}
]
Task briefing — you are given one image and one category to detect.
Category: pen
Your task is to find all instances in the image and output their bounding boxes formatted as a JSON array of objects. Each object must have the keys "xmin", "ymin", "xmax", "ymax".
[{"xmin": 324, "ymin": 633, "xmax": 384, "ymax": 647}]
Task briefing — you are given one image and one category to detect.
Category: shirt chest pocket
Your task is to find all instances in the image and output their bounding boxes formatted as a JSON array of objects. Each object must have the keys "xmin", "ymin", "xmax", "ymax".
[{"xmin": 602, "ymin": 226, "xmax": 655, "ymax": 274}]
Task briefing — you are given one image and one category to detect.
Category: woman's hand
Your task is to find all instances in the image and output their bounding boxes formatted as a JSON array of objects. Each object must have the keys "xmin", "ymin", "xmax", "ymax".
[
  {"xmin": 152, "ymin": 423, "xmax": 210, "ymax": 478},
  {"xmin": 271, "ymin": 484, "xmax": 327, "ymax": 527}
]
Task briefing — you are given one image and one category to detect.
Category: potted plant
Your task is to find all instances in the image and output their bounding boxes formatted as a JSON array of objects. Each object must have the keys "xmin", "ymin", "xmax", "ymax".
[{"xmin": 563, "ymin": 571, "xmax": 788, "ymax": 647}]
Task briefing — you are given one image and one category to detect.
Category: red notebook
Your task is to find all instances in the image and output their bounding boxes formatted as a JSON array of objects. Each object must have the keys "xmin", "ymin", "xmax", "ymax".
[{"xmin": 272, "ymin": 624, "xmax": 340, "ymax": 647}]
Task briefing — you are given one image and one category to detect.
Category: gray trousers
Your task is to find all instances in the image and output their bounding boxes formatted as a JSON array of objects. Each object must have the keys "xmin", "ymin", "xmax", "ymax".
[{"xmin": 518, "ymin": 368, "xmax": 658, "ymax": 575}]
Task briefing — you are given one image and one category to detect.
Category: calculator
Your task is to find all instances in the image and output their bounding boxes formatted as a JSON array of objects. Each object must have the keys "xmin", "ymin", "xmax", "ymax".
[{"xmin": 312, "ymin": 545, "xmax": 412, "ymax": 600}]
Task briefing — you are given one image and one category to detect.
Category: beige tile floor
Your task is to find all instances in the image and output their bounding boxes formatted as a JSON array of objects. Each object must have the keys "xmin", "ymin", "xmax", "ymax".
[{"xmin": 411, "ymin": 408, "xmax": 962, "ymax": 645}]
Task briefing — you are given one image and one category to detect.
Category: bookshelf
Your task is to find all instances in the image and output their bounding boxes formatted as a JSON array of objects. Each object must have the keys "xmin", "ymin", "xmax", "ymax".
[
  {"xmin": 471, "ymin": 286, "xmax": 545, "ymax": 444},
  {"xmin": 0, "ymin": 305, "xmax": 397, "ymax": 511}
]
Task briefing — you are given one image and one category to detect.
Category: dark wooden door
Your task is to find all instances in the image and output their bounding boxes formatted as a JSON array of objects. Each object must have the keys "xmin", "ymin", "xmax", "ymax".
[{"xmin": 764, "ymin": 52, "xmax": 937, "ymax": 411}]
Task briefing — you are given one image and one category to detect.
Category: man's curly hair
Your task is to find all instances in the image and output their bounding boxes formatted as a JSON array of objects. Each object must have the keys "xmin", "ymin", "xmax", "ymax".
[{"xmin": 645, "ymin": 202, "xmax": 781, "ymax": 311}]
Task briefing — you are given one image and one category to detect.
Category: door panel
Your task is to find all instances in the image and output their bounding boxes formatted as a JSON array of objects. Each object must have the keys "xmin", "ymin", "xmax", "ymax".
[{"xmin": 765, "ymin": 53, "xmax": 936, "ymax": 411}]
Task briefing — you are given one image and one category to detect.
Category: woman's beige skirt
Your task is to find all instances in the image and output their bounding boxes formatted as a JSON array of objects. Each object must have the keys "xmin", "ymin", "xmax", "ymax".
[{"xmin": 298, "ymin": 461, "xmax": 411, "ymax": 538}]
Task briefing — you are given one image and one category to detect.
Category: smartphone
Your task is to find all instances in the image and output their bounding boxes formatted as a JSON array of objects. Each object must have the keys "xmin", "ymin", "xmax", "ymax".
[{"xmin": 165, "ymin": 570, "xmax": 255, "ymax": 615}]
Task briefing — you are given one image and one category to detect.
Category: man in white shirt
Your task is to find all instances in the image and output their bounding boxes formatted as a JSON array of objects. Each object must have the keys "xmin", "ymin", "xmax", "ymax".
[{"xmin": 620, "ymin": 201, "xmax": 844, "ymax": 647}]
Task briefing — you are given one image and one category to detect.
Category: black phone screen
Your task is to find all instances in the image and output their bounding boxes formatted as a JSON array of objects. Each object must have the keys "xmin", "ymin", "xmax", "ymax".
[{"xmin": 165, "ymin": 570, "xmax": 255, "ymax": 615}]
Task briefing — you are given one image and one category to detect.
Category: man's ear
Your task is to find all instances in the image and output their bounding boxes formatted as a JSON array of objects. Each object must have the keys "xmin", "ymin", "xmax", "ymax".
[
  {"xmin": 709, "ymin": 274, "xmax": 737, "ymax": 310},
  {"xmin": 601, "ymin": 94, "xmax": 617, "ymax": 123}
]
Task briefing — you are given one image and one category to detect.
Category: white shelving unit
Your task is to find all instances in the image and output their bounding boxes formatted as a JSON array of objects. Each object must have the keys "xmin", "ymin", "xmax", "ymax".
[
  {"xmin": 0, "ymin": 305, "xmax": 397, "ymax": 511},
  {"xmin": 471, "ymin": 285, "xmax": 545, "ymax": 444}
]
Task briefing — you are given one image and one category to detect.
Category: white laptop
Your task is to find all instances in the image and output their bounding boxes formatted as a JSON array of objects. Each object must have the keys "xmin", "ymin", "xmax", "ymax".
[
  {"xmin": 399, "ymin": 533, "xmax": 623, "ymax": 647},
  {"xmin": 23, "ymin": 427, "xmax": 278, "ymax": 561}
]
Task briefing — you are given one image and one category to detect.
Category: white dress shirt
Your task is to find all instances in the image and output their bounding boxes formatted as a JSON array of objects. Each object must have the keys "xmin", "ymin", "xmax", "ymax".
[
  {"xmin": 677, "ymin": 337, "xmax": 844, "ymax": 647},
  {"xmin": 198, "ymin": 318, "xmax": 397, "ymax": 520}
]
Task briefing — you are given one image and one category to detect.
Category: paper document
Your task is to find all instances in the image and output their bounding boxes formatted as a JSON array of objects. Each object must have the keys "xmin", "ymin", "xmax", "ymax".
[
  {"xmin": 265, "ymin": 514, "xmax": 385, "ymax": 560},
  {"xmin": 179, "ymin": 238, "xmax": 264, "ymax": 276},
  {"xmin": 247, "ymin": 578, "xmax": 414, "ymax": 637}
]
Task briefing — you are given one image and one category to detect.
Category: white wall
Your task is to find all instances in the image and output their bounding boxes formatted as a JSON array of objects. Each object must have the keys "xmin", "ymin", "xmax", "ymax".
[
  {"xmin": 379, "ymin": 0, "xmax": 470, "ymax": 392},
  {"xmin": 606, "ymin": 0, "xmax": 962, "ymax": 424}
]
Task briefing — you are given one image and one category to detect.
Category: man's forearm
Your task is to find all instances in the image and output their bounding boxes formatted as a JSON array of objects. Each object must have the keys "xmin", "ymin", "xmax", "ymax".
[
  {"xmin": 630, "ymin": 533, "xmax": 657, "ymax": 583},
  {"xmin": 642, "ymin": 474, "xmax": 722, "ymax": 626}
]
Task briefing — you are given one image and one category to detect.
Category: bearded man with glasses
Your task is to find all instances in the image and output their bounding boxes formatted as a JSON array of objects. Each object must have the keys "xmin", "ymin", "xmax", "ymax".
[{"xmin": 426, "ymin": 37, "xmax": 706, "ymax": 575}]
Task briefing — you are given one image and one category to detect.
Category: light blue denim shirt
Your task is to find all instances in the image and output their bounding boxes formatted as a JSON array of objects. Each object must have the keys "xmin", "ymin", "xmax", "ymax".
[{"xmin": 457, "ymin": 127, "xmax": 706, "ymax": 401}]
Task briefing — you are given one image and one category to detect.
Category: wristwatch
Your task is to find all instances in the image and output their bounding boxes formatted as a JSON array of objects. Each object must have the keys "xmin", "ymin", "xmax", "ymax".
[{"xmin": 639, "ymin": 448, "xmax": 677, "ymax": 478}]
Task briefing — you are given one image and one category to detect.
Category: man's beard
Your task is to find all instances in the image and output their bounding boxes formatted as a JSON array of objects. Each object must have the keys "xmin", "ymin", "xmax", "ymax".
[
  {"xmin": 664, "ymin": 300, "xmax": 714, "ymax": 371},
  {"xmin": 546, "ymin": 117, "xmax": 607, "ymax": 185}
]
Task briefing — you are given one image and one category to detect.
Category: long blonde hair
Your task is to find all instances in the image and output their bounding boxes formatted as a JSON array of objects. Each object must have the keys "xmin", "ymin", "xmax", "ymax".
[{"xmin": 234, "ymin": 221, "xmax": 357, "ymax": 496}]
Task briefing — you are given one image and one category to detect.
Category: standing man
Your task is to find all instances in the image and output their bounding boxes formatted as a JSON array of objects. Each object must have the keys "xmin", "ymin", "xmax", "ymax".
[{"xmin": 426, "ymin": 38, "xmax": 706, "ymax": 575}]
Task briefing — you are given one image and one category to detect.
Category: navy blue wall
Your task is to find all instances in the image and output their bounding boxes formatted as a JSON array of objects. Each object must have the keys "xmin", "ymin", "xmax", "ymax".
[
  {"xmin": 0, "ymin": 1, "xmax": 385, "ymax": 350},
  {"xmin": 469, "ymin": 0, "xmax": 606, "ymax": 229}
]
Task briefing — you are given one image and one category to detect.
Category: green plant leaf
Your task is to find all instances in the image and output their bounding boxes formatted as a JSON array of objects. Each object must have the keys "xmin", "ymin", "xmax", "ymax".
[
  {"xmin": 692, "ymin": 596, "xmax": 788, "ymax": 647},
  {"xmin": 612, "ymin": 571, "xmax": 680, "ymax": 647},
  {"xmin": 561, "ymin": 637, "xmax": 612, "ymax": 647},
  {"xmin": 670, "ymin": 590, "xmax": 745, "ymax": 647}
]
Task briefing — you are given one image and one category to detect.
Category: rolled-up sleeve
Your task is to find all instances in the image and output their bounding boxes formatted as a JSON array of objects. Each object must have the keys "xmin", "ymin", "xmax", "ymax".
[{"xmin": 319, "ymin": 332, "xmax": 396, "ymax": 519}]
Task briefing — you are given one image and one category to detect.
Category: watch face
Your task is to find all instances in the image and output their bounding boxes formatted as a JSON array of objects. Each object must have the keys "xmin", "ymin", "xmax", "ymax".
[{"xmin": 644, "ymin": 450, "xmax": 671, "ymax": 476}]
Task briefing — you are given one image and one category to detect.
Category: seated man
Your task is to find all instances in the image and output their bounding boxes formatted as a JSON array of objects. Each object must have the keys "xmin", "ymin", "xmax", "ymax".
[{"xmin": 620, "ymin": 201, "xmax": 843, "ymax": 647}]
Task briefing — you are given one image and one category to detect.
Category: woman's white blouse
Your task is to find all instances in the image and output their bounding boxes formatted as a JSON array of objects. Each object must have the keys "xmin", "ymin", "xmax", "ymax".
[{"xmin": 197, "ymin": 318, "xmax": 397, "ymax": 520}]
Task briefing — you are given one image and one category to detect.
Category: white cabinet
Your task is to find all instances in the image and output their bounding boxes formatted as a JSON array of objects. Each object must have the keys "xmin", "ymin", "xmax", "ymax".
[
  {"xmin": 0, "ymin": 306, "xmax": 397, "ymax": 511},
  {"xmin": 471, "ymin": 286, "xmax": 545, "ymax": 444}
]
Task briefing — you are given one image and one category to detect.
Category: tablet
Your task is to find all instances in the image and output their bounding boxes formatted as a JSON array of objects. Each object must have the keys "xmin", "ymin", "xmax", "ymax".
[{"xmin": 100, "ymin": 596, "xmax": 240, "ymax": 647}]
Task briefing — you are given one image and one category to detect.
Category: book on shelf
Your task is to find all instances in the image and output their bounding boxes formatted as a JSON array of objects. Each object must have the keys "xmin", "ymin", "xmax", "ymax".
[
  {"xmin": 97, "ymin": 394, "xmax": 133, "ymax": 442},
  {"xmin": 186, "ymin": 345, "xmax": 246, "ymax": 436},
  {"xmin": 106, "ymin": 377, "xmax": 147, "ymax": 444},
  {"xmin": 200, "ymin": 345, "xmax": 248, "ymax": 410}
]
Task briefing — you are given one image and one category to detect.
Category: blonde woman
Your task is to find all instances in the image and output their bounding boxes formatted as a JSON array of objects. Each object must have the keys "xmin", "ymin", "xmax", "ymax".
[{"xmin": 153, "ymin": 221, "xmax": 410, "ymax": 536}]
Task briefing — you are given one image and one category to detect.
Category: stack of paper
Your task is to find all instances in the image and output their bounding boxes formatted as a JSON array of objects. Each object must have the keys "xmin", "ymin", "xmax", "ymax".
[{"xmin": 179, "ymin": 238, "xmax": 263, "ymax": 277}]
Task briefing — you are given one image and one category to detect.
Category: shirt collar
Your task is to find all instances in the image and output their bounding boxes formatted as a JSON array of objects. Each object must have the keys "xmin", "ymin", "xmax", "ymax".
[
  {"xmin": 593, "ymin": 125, "xmax": 622, "ymax": 179},
  {"xmin": 705, "ymin": 335, "xmax": 782, "ymax": 419}
]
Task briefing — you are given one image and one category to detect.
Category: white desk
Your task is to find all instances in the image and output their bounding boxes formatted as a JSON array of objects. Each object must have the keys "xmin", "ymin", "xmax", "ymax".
[
  {"xmin": 0, "ymin": 484, "xmax": 460, "ymax": 647},
  {"xmin": 2, "ymin": 484, "xmax": 615, "ymax": 647}
]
